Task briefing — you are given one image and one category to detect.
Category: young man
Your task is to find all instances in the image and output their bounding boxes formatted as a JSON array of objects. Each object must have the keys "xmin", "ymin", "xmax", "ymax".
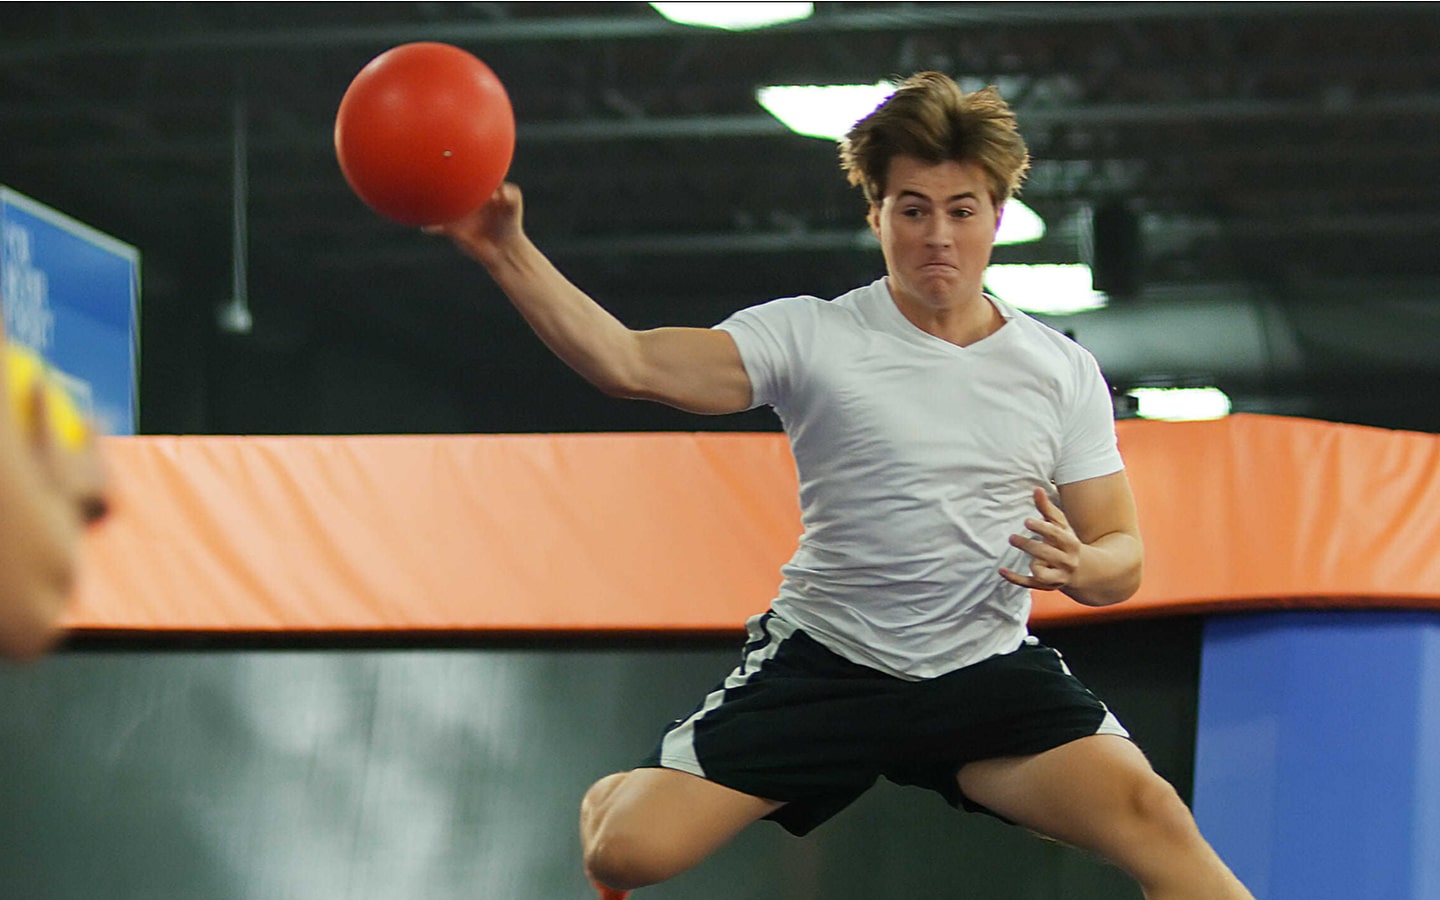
[
  {"xmin": 434, "ymin": 72, "xmax": 1252, "ymax": 900},
  {"xmin": 0, "ymin": 339, "xmax": 110, "ymax": 661}
]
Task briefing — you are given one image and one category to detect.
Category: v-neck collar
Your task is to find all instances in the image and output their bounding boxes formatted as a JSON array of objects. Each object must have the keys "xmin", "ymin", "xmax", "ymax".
[{"xmin": 868, "ymin": 278, "xmax": 1017, "ymax": 355}]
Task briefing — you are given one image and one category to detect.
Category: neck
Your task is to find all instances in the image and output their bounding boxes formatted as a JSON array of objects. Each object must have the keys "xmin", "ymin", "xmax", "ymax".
[{"xmin": 887, "ymin": 280, "xmax": 1003, "ymax": 347}]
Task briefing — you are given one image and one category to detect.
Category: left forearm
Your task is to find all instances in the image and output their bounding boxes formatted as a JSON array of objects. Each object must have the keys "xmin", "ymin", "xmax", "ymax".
[{"xmin": 1062, "ymin": 531, "xmax": 1143, "ymax": 607}]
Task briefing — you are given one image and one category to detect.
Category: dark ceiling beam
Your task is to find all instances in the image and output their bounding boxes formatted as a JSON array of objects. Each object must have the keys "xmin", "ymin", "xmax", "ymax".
[
  {"xmin": 518, "ymin": 92, "xmax": 1440, "ymax": 142},
  {"xmin": 297, "ymin": 208, "xmax": 1440, "ymax": 268},
  {"xmin": 0, "ymin": 3, "xmax": 1393, "ymax": 63},
  {"xmin": 7, "ymin": 88, "xmax": 1439, "ymax": 168},
  {"xmin": 5, "ymin": 69, "xmax": 1438, "ymax": 155}
]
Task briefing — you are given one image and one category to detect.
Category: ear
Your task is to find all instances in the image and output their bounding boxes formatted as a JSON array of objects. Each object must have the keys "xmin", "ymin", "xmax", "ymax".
[
  {"xmin": 993, "ymin": 202, "xmax": 1005, "ymax": 235},
  {"xmin": 866, "ymin": 203, "xmax": 881, "ymax": 239}
]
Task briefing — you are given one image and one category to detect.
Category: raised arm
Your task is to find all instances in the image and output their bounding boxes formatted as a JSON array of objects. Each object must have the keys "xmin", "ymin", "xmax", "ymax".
[{"xmin": 431, "ymin": 184, "xmax": 753, "ymax": 416}]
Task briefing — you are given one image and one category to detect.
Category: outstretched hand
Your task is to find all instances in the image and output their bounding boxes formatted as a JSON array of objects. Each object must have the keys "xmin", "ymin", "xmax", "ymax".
[
  {"xmin": 999, "ymin": 487, "xmax": 1081, "ymax": 591},
  {"xmin": 423, "ymin": 182, "xmax": 525, "ymax": 268}
]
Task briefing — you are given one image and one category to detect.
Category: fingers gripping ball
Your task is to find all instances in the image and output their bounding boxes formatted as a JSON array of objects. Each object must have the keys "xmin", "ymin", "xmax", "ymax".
[
  {"xmin": 5, "ymin": 344, "xmax": 88, "ymax": 451},
  {"xmin": 335, "ymin": 42, "xmax": 516, "ymax": 227}
]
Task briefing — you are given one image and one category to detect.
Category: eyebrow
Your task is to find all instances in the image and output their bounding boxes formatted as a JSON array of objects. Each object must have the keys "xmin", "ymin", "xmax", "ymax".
[{"xmin": 896, "ymin": 189, "xmax": 981, "ymax": 204}]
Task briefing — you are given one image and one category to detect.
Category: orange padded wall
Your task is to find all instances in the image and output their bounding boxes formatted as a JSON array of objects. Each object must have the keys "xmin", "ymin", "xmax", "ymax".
[{"xmin": 67, "ymin": 415, "xmax": 1440, "ymax": 636}]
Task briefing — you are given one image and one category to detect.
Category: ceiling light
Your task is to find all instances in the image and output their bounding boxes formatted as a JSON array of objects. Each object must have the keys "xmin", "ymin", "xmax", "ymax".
[
  {"xmin": 1128, "ymin": 387, "xmax": 1232, "ymax": 422},
  {"xmin": 756, "ymin": 81, "xmax": 897, "ymax": 140},
  {"xmin": 651, "ymin": 2, "xmax": 812, "ymax": 30},
  {"xmin": 983, "ymin": 264, "xmax": 1107, "ymax": 315},
  {"xmin": 995, "ymin": 199, "xmax": 1045, "ymax": 245}
]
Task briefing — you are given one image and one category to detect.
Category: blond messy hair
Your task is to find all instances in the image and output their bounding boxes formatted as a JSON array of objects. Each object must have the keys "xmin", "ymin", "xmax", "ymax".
[{"xmin": 839, "ymin": 73, "xmax": 1030, "ymax": 209}]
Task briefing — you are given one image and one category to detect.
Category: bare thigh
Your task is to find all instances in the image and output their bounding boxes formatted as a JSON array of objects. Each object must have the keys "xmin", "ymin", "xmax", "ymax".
[
  {"xmin": 958, "ymin": 734, "xmax": 1250, "ymax": 898},
  {"xmin": 582, "ymin": 767, "xmax": 784, "ymax": 889}
]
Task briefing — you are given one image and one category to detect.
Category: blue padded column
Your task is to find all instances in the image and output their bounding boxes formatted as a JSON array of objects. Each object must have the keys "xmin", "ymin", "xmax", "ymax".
[{"xmin": 1193, "ymin": 611, "xmax": 1440, "ymax": 900}]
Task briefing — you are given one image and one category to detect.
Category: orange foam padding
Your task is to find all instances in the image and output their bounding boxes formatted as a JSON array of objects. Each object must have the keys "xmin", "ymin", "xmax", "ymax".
[
  {"xmin": 69, "ymin": 433, "xmax": 800, "ymax": 634},
  {"xmin": 68, "ymin": 415, "xmax": 1440, "ymax": 635},
  {"xmin": 1031, "ymin": 413, "xmax": 1440, "ymax": 623}
]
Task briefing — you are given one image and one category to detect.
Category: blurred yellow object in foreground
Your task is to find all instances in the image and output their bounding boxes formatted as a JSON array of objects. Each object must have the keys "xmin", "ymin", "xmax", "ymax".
[{"xmin": 5, "ymin": 343, "xmax": 89, "ymax": 450}]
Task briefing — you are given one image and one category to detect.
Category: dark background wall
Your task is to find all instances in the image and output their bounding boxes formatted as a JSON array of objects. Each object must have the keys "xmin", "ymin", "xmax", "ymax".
[
  {"xmin": 5, "ymin": 4, "xmax": 1439, "ymax": 438},
  {"xmin": 0, "ymin": 619, "xmax": 1198, "ymax": 900}
]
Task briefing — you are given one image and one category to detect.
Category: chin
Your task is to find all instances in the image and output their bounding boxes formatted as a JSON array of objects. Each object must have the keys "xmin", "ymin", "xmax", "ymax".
[{"xmin": 916, "ymin": 277, "xmax": 979, "ymax": 304}]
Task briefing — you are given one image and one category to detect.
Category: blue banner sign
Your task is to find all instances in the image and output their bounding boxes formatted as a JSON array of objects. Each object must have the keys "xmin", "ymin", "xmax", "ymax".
[{"xmin": 0, "ymin": 187, "xmax": 140, "ymax": 436}]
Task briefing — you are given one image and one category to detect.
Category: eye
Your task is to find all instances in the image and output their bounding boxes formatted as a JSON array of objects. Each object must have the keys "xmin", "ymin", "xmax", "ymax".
[
  {"xmin": 901, "ymin": 206, "xmax": 925, "ymax": 218},
  {"xmin": 950, "ymin": 207, "xmax": 975, "ymax": 219}
]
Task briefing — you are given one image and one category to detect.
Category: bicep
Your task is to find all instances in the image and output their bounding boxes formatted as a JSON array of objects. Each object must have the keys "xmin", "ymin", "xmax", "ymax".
[
  {"xmin": 1056, "ymin": 470, "xmax": 1141, "ymax": 546},
  {"xmin": 630, "ymin": 327, "xmax": 753, "ymax": 415}
]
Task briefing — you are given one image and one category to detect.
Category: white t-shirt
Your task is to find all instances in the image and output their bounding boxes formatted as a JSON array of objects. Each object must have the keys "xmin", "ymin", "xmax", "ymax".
[{"xmin": 715, "ymin": 277, "xmax": 1124, "ymax": 679}]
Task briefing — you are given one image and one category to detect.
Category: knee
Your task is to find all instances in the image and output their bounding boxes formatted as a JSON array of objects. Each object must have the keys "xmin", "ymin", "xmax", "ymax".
[
  {"xmin": 1122, "ymin": 773, "xmax": 1201, "ymax": 845},
  {"xmin": 584, "ymin": 825, "xmax": 667, "ymax": 890},
  {"xmin": 580, "ymin": 775, "xmax": 671, "ymax": 890},
  {"xmin": 1108, "ymin": 772, "xmax": 1252, "ymax": 897}
]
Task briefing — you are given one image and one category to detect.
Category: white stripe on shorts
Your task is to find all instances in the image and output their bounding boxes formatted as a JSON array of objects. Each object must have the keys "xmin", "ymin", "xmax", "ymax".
[
  {"xmin": 1048, "ymin": 642, "xmax": 1130, "ymax": 739},
  {"xmin": 657, "ymin": 613, "xmax": 797, "ymax": 778}
]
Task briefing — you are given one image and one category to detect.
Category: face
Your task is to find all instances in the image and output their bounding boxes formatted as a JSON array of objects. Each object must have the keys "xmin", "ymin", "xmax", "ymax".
[{"xmin": 867, "ymin": 156, "xmax": 1002, "ymax": 317}]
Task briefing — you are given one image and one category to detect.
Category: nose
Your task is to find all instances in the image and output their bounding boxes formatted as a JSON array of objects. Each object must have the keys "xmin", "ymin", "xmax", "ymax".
[{"xmin": 924, "ymin": 215, "xmax": 952, "ymax": 247}]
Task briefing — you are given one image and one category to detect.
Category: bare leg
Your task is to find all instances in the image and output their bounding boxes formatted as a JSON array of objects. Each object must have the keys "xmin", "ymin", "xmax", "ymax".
[
  {"xmin": 958, "ymin": 735, "xmax": 1253, "ymax": 900},
  {"xmin": 580, "ymin": 767, "xmax": 783, "ymax": 891}
]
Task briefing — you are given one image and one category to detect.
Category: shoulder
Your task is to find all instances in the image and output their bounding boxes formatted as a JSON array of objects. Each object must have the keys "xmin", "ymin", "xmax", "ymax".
[
  {"xmin": 997, "ymin": 297, "xmax": 1101, "ymax": 367},
  {"xmin": 722, "ymin": 279, "xmax": 882, "ymax": 330},
  {"xmin": 746, "ymin": 293, "xmax": 830, "ymax": 318}
]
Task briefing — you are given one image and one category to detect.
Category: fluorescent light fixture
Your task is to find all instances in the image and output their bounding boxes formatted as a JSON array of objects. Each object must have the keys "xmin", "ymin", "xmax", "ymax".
[
  {"xmin": 651, "ymin": 2, "xmax": 812, "ymax": 30},
  {"xmin": 996, "ymin": 199, "xmax": 1045, "ymax": 245},
  {"xmin": 756, "ymin": 81, "xmax": 897, "ymax": 140},
  {"xmin": 984, "ymin": 264, "xmax": 1108, "ymax": 315},
  {"xmin": 1129, "ymin": 387, "xmax": 1232, "ymax": 422}
]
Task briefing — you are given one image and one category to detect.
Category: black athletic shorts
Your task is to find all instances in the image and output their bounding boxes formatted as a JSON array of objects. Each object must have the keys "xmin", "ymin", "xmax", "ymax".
[{"xmin": 639, "ymin": 610, "xmax": 1129, "ymax": 836}]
